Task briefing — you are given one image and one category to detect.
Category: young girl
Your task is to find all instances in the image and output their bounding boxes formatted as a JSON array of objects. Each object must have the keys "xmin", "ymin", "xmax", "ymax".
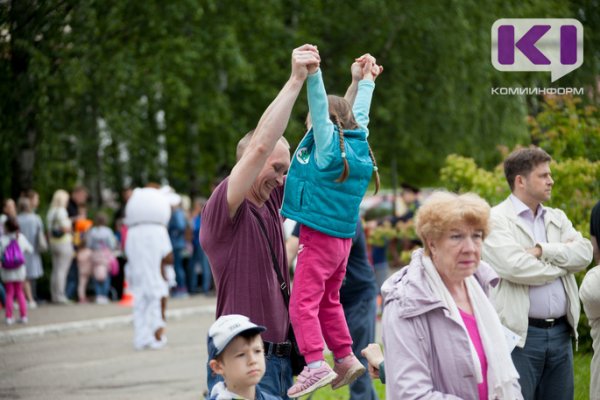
[
  {"xmin": 1, "ymin": 217, "xmax": 33, "ymax": 325},
  {"xmin": 281, "ymin": 53, "xmax": 383, "ymax": 397},
  {"xmin": 87, "ymin": 212, "xmax": 118, "ymax": 304}
]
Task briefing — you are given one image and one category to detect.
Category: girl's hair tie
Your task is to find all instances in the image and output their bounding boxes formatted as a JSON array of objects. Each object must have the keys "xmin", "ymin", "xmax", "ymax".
[
  {"xmin": 373, "ymin": 166, "xmax": 378, "ymax": 171},
  {"xmin": 341, "ymin": 152, "xmax": 346, "ymax": 158}
]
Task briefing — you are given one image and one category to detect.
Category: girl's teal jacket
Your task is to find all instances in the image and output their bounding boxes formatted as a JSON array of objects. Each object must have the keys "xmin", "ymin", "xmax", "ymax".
[{"xmin": 281, "ymin": 70, "xmax": 375, "ymax": 238}]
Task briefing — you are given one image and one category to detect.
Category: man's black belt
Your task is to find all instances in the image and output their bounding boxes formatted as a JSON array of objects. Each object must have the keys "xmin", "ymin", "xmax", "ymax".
[
  {"xmin": 528, "ymin": 316, "xmax": 568, "ymax": 329},
  {"xmin": 264, "ymin": 341, "xmax": 292, "ymax": 357}
]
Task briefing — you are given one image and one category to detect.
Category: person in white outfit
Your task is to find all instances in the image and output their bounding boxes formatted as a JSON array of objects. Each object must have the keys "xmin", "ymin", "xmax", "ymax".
[
  {"xmin": 125, "ymin": 187, "xmax": 173, "ymax": 350},
  {"xmin": 580, "ymin": 265, "xmax": 600, "ymax": 400},
  {"xmin": 580, "ymin": 202, "xmax": 600, "ymax": 400}
]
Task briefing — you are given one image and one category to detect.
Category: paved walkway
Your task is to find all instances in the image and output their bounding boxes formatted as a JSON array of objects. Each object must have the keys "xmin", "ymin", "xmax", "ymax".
[{"xmin": 0, "ymin": 294, "xmax": 217, "ymax": 344}]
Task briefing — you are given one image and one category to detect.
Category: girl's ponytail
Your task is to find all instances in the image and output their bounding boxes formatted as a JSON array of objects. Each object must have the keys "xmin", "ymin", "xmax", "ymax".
[
  {"xmin": 333, "ymin": 114, "xmax": 350, "ymax": 183},
  {"xmin": 368, "ymin": 145, "xmax": 380, "ymax": 194}
]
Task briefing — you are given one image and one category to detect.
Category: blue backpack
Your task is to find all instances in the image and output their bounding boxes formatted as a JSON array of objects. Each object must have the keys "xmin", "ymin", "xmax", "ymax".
[{"xmin": 2, "ymin": 238, "xmax": 25, "ymax": 269}]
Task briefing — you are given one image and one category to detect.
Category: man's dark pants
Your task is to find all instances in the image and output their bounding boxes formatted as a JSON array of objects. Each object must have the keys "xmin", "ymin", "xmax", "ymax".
[{"xmin": 511, "ymin": 320, "xmax": 574, "ymax": 400}]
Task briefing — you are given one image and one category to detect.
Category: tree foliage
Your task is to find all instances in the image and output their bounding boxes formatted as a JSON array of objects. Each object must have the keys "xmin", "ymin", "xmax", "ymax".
[
  {"xmin": 1, "ymin": 0, "xmax": 598, "ymax": 207},
  {"xmin": 529, "ymin": 96, "xmax": 600, "ymax": 162}
]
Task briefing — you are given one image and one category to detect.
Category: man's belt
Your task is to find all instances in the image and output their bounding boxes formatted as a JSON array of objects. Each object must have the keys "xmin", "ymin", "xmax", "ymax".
[
  {"xmin": 528, "ymin": 316, "xmax": 568, "ymax": 329},
  {"xmin": 264, "ymin": 341, "xmax": 292, "ymax": 357}
]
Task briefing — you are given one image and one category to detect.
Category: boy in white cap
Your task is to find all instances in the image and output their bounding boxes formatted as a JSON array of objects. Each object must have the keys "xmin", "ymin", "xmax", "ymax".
[{"xmin": 208, "ymin": 314, "xmax": 280, "ymax": 400}]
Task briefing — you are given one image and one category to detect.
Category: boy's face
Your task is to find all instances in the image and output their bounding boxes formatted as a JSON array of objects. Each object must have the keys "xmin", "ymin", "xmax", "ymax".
[
  {"xmin": 211, "ymin": 335, "xmax": 266, "ymax": 390},
  {"xmin": 401, "ymin": 190, "xmax": 417, "ymax": 204}
]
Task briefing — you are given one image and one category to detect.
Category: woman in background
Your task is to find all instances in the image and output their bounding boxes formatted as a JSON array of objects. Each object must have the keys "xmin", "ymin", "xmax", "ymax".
[
  {"xmin": 17, "ymin": 196, "xmax": 46, "ymax": 308},
  {"xmin": 46, "ymin": 190, "xmax": 73, "ymax": 304}
]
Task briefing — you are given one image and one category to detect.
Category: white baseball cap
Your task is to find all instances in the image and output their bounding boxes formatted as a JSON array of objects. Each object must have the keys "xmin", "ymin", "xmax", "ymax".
[{"xmin": 207, "ymin": 314, "xmax": 266, "ymax": 360}]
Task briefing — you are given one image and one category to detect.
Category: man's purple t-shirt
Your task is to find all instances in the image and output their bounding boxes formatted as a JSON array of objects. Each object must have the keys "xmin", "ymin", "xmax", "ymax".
[{"xmin": 200, "ymin": 178, "xmax": 290, "ymax": 343}]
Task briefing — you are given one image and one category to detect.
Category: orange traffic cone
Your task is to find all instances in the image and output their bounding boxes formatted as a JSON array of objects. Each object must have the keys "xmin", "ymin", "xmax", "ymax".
[{"xmin": 119, "ymin": 280, "xmax": 134, "ymax": 307}]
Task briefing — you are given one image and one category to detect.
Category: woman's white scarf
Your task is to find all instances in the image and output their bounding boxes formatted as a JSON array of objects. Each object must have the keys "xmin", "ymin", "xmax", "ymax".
[{"xmin": 422, "ymin": 254, "xmax": 520, "ymax": 399}]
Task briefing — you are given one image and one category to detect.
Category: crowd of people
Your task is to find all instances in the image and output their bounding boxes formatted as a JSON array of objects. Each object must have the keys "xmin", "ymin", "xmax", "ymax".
[
  {"xmin": 0, "ymin": 185, "xmax": 214, "ymax": 327},
  {"xmin": 3, "ymin": 43, "xmax": 600, "ymax": 400}
]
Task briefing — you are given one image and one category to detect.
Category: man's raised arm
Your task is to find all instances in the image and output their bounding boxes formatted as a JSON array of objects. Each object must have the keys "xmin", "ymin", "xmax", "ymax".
[{"xmin": 227, "ymin": 44, "xmax": 320, "ymax": 217}]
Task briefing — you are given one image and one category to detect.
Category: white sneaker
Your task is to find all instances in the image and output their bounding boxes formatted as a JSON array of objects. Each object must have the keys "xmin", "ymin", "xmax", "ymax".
[
  {"xmin": 95, "ymin": 296, "xmax": 109, "ymax": 305},
  {"xmin": 5, "ymin": 317, "xmax": 14, "ymax": 325},
  {"xmin": 149, "ymin": 336, "xmax": 168, "ymax": 350},
  {"xmin": 18, "ymin": 317, "xmax": 28, "ymax": 324},
  {"xmin": 28, "ymin": 301, "xmax": 38, "ymax": 309}
]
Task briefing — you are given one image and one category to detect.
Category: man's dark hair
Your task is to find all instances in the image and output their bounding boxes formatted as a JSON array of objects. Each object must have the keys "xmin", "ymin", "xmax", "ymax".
[
  {"xmin": 503, "ymin": 147, "xmax": 552, "ymax": 191},
  {"xmin": 401, "ymin": 182, "xmax": 420, "ymax": 193}
]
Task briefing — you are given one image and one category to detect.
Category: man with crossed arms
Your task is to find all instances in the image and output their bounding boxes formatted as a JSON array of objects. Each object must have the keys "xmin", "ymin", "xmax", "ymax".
[{"xmin": 483, "ymin": 147, "xmax": 592, "ymax": 400}]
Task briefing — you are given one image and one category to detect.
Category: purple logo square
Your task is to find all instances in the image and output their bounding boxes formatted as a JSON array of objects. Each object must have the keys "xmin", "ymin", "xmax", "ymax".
[{"xmin": 492, "ymin": 19, "xmax": 583, "ymax": 82}]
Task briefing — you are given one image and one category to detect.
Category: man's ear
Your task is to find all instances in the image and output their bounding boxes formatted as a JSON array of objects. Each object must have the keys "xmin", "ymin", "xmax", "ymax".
[
  {"xmin": 209, "ymin": 359, "xmax": 224, "ymax": 376},
  {"xmin": 515, "ymin": 174, "xmax": 524, "ymax": 189}
]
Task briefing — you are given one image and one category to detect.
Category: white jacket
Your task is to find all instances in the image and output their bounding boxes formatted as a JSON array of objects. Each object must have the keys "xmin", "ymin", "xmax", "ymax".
[
  {"xmin": 483, "ymin": 197, "xmax": 593, "ymax": 347},
  {"xmin": 579, "ymin": 265, "xmax": 600, "ymax": 400}
]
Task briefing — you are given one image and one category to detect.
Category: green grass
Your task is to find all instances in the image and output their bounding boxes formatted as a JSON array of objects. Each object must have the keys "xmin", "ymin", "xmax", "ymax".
[
  {"xmin": 309, "ymin": 377, "xmax": 385, "ymax": 400},
  {"xmin": 574, "ymin": 352, "xmax": 592, "ymax": 400},
  {"xmin": 306, "ymin": 352, "xmax": 592, "ymax": 399}
]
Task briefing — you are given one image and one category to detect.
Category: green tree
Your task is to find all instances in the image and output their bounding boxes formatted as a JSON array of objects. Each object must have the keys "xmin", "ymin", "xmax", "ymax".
[
  {"xmin": 2, "ymin": 0, "xmax": 599, "ymax": 207},
  {"xmin": 529, "ymin": 96, "xmax": 600, "ymax": 162}
]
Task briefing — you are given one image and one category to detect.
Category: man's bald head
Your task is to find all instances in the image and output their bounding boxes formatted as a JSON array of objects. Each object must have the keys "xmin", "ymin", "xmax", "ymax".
[{"xmin": 236, "ymin": 130, "xmax": 290, "ymax": 161}]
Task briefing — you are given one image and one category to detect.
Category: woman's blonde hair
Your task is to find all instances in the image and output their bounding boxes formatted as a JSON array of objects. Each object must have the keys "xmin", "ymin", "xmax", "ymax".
[
  {"xmin": 50, "ymin": 189, "xmax": 70, "ymax": 209},
  {"xmin": 415, "ymin": 191, "xmax": 491, "ymax": 256}
]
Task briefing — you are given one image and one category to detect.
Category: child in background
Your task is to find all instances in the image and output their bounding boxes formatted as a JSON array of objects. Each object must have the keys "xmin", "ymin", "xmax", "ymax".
[
  {"xmin": 73, "ymin": 207, "xmax": 93, "ymax": 248},
  {"xmin": 207, "ymin": 314, "xmax": 280, "ymax": 400},
  {"xmin": 87, "ymin": 212, "xmax": 118, "ymax": 304},
  {"xmin": 281, "ymin": 52, "xmax": 383, "ymax": 397},
  {"xmin": 74, "ymin": 207, "xmax": 94, "ymax": 303},
  {"xmin": 1, "ymin": 217, "xmax": 33, "ymax": 325}
]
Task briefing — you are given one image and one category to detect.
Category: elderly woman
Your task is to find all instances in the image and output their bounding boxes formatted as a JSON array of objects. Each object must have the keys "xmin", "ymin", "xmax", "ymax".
[
  {"xmin": 381, "ymin": 191, "xmax": 522, "ymax": 399},
  {"xmin": 46, "ymin": 189, "xmax": 74, "ymax": 304}
]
